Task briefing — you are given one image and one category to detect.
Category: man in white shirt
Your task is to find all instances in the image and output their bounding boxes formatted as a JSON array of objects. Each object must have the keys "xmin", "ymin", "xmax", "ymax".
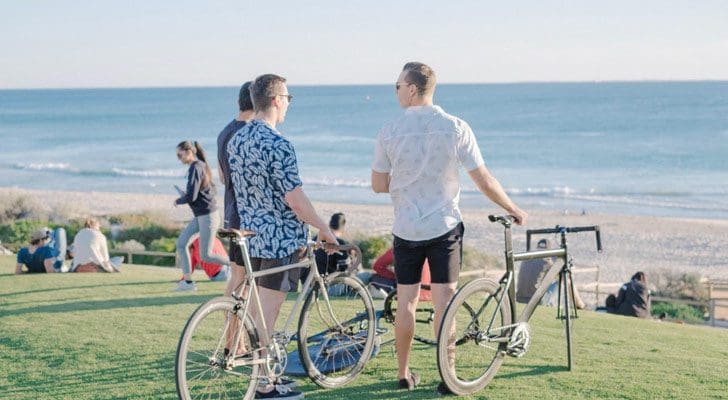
[
  {"xmin": 71, "ymin": 218, "xmax": 122, "ymax": 272},
  {"xmin": 371, "ymin": 61, "xmax": 527, "ymax": 392}
]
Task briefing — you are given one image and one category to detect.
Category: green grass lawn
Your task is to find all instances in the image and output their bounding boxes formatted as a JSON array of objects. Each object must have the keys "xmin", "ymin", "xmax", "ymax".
[{"xmin": 1, "ymin": 255, "xmax": 726, "ymax": 399}]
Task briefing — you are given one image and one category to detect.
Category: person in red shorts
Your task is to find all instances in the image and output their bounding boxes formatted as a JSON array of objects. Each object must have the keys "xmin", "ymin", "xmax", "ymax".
[{"xmin": 180, "ymin": 236, "xmax": 230, "ymax": 282}]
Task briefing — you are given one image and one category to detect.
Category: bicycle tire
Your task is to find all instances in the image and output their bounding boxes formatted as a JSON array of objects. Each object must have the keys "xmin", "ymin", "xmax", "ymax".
[
  {"xmin": 297, "ymin": 275, "xmax": 376, "ymax": 389},
  {"xmin": 437, "ymin": 279, "xmax": 511, "ymax": 396},
  {"xmin": 382, "ymin": 288, "xmax": 437, "ymax": 346},
  {"xmin": 176, "ymin": 297, "xmax": 260, "ymax": 400}
]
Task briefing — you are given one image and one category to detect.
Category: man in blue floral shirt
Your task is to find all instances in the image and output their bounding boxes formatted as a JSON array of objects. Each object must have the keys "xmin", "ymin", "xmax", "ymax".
[{"xmin": 228, "ymin": 73, "xmax": 337, "ymax": 399}]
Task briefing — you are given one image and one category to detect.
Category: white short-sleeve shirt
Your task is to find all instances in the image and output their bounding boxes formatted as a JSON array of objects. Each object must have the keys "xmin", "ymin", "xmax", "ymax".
[{"xmin": 372, "ymin": 105, "xmax": 485, "ymax": 241}]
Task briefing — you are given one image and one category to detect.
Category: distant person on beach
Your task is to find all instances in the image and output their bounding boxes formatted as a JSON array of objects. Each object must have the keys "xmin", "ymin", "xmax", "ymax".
[
  {"xmin": 173, "ymin": 140, "xmax": 229, "ymax": 291},
  {"xmin": 606, "ymin": 271, "xmax": 651, "ymax": 318},
  {"xmin": 228, "ymin": 73, "xmax": 336, "ymax": 399},
  {"xmin": 15, "ymin": 227, "xmax": 68, "ymax": 274},
  {"xmin": 216, "ymin": 81, "xmax": 255, "ymax": 298},
  {"xmin": 183, "ymin": 236, "xmax": 230, "ymax": 282},
  {"xmin": 370, "ymin": 61, "xmax": 527, "ymax": 393},
  {"xmin": 70, "ymin": 218, "xmax": 123, "ymax": 272},
  {"xmin": 516, "ymin": 238, "xmax": 586, "ymax": 309}
]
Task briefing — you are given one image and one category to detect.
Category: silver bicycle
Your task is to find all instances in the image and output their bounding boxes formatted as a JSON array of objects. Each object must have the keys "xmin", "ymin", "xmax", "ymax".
[
  {"xmin": 175, "ymin": 228, "xmax": 376, "ymax": 399},
  {"xmin": 436, "ymin": 215, "xmax": 602, "ymax": 395}
]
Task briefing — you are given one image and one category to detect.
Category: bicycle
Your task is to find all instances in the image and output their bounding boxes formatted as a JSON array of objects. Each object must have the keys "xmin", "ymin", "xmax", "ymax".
[
  {"xmin": 436, "ymin": 215, "xmax": 602, "ymax": 396},
  {"xmin": 175, "ymin": 228, "xmax": 377, "ymax": 400}
]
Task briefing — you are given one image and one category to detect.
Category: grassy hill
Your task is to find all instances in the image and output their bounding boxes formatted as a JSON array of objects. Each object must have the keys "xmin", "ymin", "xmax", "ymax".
[{"xmin": 1, "ymin": 256, "xmax": 726, "ymax": 399}]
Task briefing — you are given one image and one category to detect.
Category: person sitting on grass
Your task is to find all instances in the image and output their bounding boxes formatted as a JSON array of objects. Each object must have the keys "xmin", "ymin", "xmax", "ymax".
[
  {"xmin": 15, "ymin": 227, "xmax": 68, "ymax": 274},
  {"xmin": 70, "ymin": 218, "xmax": 123, "ymax": 273},
  {"xmin": 516, "ymin": 238, "xmax": 586, "ymax": 309},
  {"xmin": 181, "ymin": 236, "xmax": 230, "ymax": 282},
  {"xmin": 606, "ymin": 271, "xmax": 651, "ymax": 318}
]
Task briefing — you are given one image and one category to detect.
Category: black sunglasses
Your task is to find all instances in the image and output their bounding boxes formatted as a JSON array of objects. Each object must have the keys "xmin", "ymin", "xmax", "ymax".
[
  {"xmin": 273, "ymin": 94, "xmax": 293, "ymax": 102},
  {"xmin": 395, "ymin": 82, "xmax": 412, "ymax": 90}
]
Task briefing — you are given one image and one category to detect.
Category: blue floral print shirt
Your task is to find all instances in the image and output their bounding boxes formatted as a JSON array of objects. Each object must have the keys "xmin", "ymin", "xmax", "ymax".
[{"xmin": 227, "ymin": 119, "xmax": 308, "ymax": 258}]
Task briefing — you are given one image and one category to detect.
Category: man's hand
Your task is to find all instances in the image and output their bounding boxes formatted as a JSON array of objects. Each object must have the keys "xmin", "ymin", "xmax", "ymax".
[
  {"xmin": 509, "ymin": 208, "xmax": 528, "ymax": 226},
  {"xmin": 317, "ymin": 228, "xmax": 339, "ymax": 255}
]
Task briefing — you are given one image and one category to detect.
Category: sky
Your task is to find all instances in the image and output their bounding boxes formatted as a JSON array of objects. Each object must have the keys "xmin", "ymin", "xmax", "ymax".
[{"xmin": 1, "ymin": 0, "xmax": 727, "ymax": 89}]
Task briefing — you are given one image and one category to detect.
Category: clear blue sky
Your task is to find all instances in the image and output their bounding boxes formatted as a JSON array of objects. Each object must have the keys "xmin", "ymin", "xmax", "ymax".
[{"xmin": 2, "ymin": 0, "xmax": 727, "ymax": 89}]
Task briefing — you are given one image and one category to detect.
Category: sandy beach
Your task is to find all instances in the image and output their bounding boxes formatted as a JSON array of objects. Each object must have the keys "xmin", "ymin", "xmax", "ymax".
[{"xmin": 4, "ymin": 186, "xmax": 728, "ymax": 286}]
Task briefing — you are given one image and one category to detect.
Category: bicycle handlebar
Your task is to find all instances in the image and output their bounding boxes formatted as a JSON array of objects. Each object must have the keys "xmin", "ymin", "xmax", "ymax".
[
  {"xmin": 312, "ymin": 242, "xmax": 363, "ymax": 275},
  {"xmin": 526, "ymin": 225, "xmax": 602, "ymax": 252},
  {"xmin": 488, "ymin": 214, "xmax": 602, "ymax": 252}
]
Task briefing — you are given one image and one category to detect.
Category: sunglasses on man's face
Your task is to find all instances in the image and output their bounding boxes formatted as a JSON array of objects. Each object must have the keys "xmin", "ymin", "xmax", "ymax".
[
  {"xmin": 272, "ymin": 94, "xmax": 293, "ymax": 102},
  {"xmin": 395, "ymin": 82, "xmax": 411, "ymax": 91}
]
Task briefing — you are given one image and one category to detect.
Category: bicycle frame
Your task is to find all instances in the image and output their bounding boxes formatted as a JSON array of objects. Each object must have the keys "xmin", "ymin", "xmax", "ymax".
[
  {"xmin": 481, "ymin": 216, "xmax": 600, "ymax": 338},
  {"xmin": 226, "ymin": 234, "xmax": 356, "ymax": 367}
]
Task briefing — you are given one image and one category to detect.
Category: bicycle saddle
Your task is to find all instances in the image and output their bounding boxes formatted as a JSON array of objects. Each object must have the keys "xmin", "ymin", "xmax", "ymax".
[{"xmin": 217, "ymin": 228, "xmax": 257, "ymax": 238}]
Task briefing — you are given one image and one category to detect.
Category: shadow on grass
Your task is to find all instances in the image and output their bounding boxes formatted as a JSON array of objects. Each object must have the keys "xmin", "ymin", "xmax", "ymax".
[
  {"xmin": 2, "ymin": 280, "xmax": 176, "ymax": 297},
  {"xmin": 496, "ymin": 363, "xmax": 569, "ymax": 379},
  {"xmin": 1, "ymin": 294, "xmax": 215, "ymax": 317},
  {"xmin": 0, "ymin": 353, "xmax": 177, "ymax": 399}
]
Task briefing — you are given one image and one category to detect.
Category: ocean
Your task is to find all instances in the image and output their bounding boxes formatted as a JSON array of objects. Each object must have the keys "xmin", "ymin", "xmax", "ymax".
[{"xmin": 1, "ymin": 82, "xmax": 727, "ymax": 219}]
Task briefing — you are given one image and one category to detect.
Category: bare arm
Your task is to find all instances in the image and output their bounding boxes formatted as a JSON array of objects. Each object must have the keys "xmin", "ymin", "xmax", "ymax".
[
  {"xmin": 15, "ymin": 263, "xmax": 25, "ymax": 275},
  {"xmin": 468, "ymin": 165, "xmax": 528, "ymax": 225},
  {"xmin": 371, "ymin": 171, "xmax": 390, "ymax": 193},
  {"xmin": 284, "ymin": 187, "xmax": 337, "ymax": 244},
  {"xmin": 44, "ymin": 258, "xmax": 56, "ymax": 273}
]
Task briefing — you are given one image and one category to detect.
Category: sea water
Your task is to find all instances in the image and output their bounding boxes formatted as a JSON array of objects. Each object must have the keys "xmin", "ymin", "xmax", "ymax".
[{"xmin": 1, "ymin": 82, "xmax": 726, "ymax": 219}]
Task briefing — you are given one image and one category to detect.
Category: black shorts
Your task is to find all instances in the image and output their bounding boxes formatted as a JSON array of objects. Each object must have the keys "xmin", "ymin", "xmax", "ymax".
[
  {"xmin": 249, "ymin": 247, "xmax": 306, "ymax": 293},
  {"xmin": 229, "ymin": 240, "xmax": 244, "ymax": 266},
  {"xmin": 393, "ymin": 222, "xmax": 464, "ymax": 285}
]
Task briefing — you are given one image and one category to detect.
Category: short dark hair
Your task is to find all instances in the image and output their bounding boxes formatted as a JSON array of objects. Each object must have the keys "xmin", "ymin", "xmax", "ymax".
[
  {"xmin": 238, "ymin": 81, "xmax": 253, "ymax": 112},
  {"xmin": 402, "ymin": 62, "xmax": 436, "ymax": 96},
  {"xmin": 632, "ymin": 271, "xmax": 646, "ymax": 282},
  {"xmin": 250, "ymin": 74, "xmax": 287, "ymax": 111},
  {"xmin": 329, "ymin": 213, "xmax": 346, "ymax": 230}
]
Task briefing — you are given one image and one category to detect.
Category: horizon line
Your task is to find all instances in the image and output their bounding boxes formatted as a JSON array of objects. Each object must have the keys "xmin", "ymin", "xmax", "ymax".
[{"xmin": 2, "ymin": 78, "xmax": 728, "ymax": 91}]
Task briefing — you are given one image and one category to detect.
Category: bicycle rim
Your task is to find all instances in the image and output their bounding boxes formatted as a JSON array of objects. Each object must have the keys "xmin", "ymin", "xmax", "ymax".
[
  {"xmin": 437, "ymin": 279, "xmax": 511, "ymax": 396},
  {"xmin": 297, "ymin": 275, "xmax": 376, "ymax": 389},
  {"xmin": 176, "ymin": 297, "xmax": 260, "ymax": 400}
]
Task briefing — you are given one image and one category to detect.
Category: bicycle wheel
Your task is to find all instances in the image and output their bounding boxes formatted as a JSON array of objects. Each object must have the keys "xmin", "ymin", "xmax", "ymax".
[
  {"xmin": 176, "ymin": 297, "xmax": 260, "ymax": 400},
  {"xmin": 562, "ymin": 277, "xmax": 573, "ymax": 371},
  {"xmin": 382, "ymin": 288, "xmax": 437, "ymax": 345},
  {"xmin": 297, "ymin": 274, "xmax": 376, "ymax": 389},
  {"xmin": 437, "ymin": 279, "xmax": 511, "ymax": 396}
]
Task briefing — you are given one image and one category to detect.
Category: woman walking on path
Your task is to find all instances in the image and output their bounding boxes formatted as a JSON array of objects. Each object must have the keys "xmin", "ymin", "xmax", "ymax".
[{"xmin": 173, "ymin": 140, "xmax": 229, "ymax": 291}]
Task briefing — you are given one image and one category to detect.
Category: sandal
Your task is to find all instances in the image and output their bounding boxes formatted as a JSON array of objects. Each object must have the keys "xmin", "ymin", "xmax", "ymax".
[{"xmin": 397, "ymin": 370, "xmax": 420, "ymax": 390}]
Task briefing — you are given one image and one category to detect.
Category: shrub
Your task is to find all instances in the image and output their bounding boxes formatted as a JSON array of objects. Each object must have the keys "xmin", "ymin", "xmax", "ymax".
[
  {"xmin": 0, "ymin": 194, "xmax": 48, "ymax": 223},
  {"xmin": 0, "ymin": 220, "xmax": 48, "ymax": 245},
  {"xmin": 651, "ymin": 271, "xmax": 709, "ymax": 302},
  {"xmin": 113, "ymin": 240, "xmax": 145, "ymax": 252},
  {"xmin": 109, "ymin": 212, "xmax": 180, "ymax": 248},
  {"xmin": 462, "ymin": 245, "xmax": 502, "ymax": 272},
  {"xmin": 352, "ymin": 235, "xmax": 391, "ymax": 269},
  {"xmin": 652, "ymin": 301, "xmax": 705, "ymax": 324},
  {"xmin": 150, "ymin": 237, "xmax": 177, "ymax": 253}
]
